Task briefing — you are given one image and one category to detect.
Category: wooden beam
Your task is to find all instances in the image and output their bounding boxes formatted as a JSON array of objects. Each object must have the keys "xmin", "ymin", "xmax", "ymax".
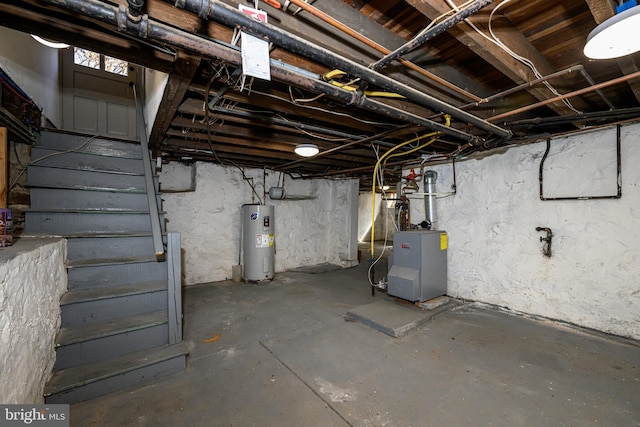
[
  {"xmin": 584, "ymin": 0, "xmax": 616, "ymax": 24},
  {"xmin": 141, "ymin": 0, "xmax": 331, "ymax": 75},
  {"xmin": 0, "ymin": 127, "xmax": 6, "ymax": 208},
  {"xmin": 149, "ymin": 52, "xmax": 202, "ymax": 149},
  {"xmin": 312, "ymin": 0, "xmax": 495, "ymax": 100},
  {"xmin": 182, "ymin": 87, "xmax": 380, "ymax": 134},
  {"xmin": 165, "ymin": 131, "xmax": 375, "ymax": 164},
  {"xmin": 1, "ymin": 1, "xmax": 175, "ymax": 73},
  {"xmin": 617, "ymin": 57, "xmax": 640, "ymax": 105},
  {"xmin": 163, "ymin": 137, "xmax": 367, "ymax": 168},
  {"xmin": 406, "ymin": 0, "xmax": 585, "ymax": 118},
  {"xmin": 171, "ymin": 112, "xmax": 345, "ymax": 142},
  {"xmin": 169, "ymin": 117, "xmax": 332, "ymax": 146}
]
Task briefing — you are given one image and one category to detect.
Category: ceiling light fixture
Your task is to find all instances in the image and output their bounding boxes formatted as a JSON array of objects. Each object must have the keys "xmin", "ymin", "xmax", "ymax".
[
  {"xmin": 31, "ymin": 34, "xmax": 70, "ymax": 49},
  {"xmin": 294, "ymin": 144, "xmax": 319, "ymax": 157},
  {"xmin": 584, "ymin": 1, "xmax": 640, "ymax": 59}
]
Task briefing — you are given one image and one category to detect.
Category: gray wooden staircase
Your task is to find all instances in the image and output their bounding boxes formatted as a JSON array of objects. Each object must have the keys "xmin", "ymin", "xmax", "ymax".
[{"xmin": 25, "ymin": 129, "xmax": 187, "ymax": 404}]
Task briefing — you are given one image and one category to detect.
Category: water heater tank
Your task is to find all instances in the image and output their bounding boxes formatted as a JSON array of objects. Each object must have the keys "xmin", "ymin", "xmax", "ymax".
[{"xmin": 242, "ymin": 204, "xmax": 275, "ymax": 282}]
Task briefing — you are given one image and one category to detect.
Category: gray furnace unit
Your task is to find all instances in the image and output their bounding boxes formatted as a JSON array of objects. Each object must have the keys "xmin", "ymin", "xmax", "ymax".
[{"xmin": 387, "ymin": 230, "xmax": 447, "ymax": 302}]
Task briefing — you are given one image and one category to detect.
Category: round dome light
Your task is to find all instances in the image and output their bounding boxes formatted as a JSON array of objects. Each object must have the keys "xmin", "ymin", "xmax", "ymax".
[
  {"xmin": 294, "ymin": 144, "xmax": 319, "ymax": 157},
  {"xmin": 584, "ymin": 5, "xmax": 640, "ymax": 59}
]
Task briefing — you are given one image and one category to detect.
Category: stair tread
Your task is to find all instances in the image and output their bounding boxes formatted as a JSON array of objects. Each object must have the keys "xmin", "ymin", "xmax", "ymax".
[
  {"xmin": 27, "ymin": 184, "xmax": 148, "ymax": 194},
  {"xmin": 32, "ymin": 131, "xmax": 183, "ymax": 401},
  {"xmin": 40, "ymin": 128, "xmax": 140, "ymax": 144},
  {"xmin": 32, "ymin": 145, "xmax": 144, "ymax": 161},
  {"xmin": 44, "ymin": 342, "xmax": 188, "ymax": 396},
  {"xmin": 56, "ymin": 310, "xmax": 168, "ymax": 347},
  {"xmin": 61, "ymin": 281, "xmax": 167, "ymax": 305},
  {"xmin": 66, "ymin": 254, "xmax": 160, "ymax": 267},
  {"xmin": 27, "ymin": 231, "xmax": 157, "ymax": 238},
  {"xmin": 26, "ymin": 208, "xmax": 153, "ymax": 214},
  {"xmin": 29, "ymin": 165, "xmax": 144, "ymax": 178},
  {"xmin": 26, "ymin": 183, "xmax": 150, "ymax": 193}
]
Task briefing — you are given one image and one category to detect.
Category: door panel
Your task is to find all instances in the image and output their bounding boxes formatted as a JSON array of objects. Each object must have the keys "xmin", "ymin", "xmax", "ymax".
[
  {"xmin": 62, "ymin": 48, "xmax": 139, "ymax": 140},
  {"xmin": 72, "ymin": 96, "xmax": 99, "ymax": 133},
  {"xmin": 106, "ymin": 101, "xmax": 131, "ymax": 137}
]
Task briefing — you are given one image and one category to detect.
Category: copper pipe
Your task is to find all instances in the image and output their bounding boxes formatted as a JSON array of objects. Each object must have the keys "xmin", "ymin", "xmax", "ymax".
[
  {"xmin": 488, "ymin": 70, "xmax": 640, "ymax": 122},
  {"xmin": 285, "ymin": 0, "xmax": 482, "ymax": 102},
  {"xmin": 465, "ymin": 66, "xmax": 584, "ymax": 109},
  {"xmin": 462, "ymin": 64, "xmax": 614, "ymax": 111}
]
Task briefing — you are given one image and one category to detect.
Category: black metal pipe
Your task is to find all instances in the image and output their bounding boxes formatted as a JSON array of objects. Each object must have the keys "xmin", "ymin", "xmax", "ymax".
[
  {"xmin": 539, "ymin": 125, "xmax": 622, "ymax": 201},
  {"xmin": 40, "ymin": 0, "xmax": 478, "ymax": 142},
  {"xmin": 173, "ymin": 0, "xmax": 512, "ymax": 139},
  {"xmin": 535, "ymin": 227, "xmax": 553, "ymax": 257},
  {"xmin": 460, "ymin": 64, "xmax": 615, "ymax": 112},
  {"xmin": 299, "ymin": 79, "xmax": 476, "ymax": 141},
  {"xmin": 126, "ymin": 0, "xmax": 145, "ymax": 22},
  {"xmin": 508, "ymin": 107, "xmax": 640, "ymax": 129},
  {"xmin": 371, "ymin": 0, "xmax": 494, "ymax": 71},
  {"xmin": 207, "ymin": 67, "xmax": 242, "ymax": 110},
  {"xmin": 208, "ymin": 106, "xmax": 372, "ymax": 140},
  {"xmin": 451, "ymin": 156, "xmax": 457, "ymax": 195},
  {"xmin": 577, "ymin": 66, "xmax": 616, "ymax": 110}
]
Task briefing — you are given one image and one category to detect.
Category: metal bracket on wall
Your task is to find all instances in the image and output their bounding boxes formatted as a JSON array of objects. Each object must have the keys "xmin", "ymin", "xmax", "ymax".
[
  {"xmin": 539, "ymin": 124, "xmax": 622, "ymax": 200},
  {"xmin": 536, "ymin": 227, "xmax": 553, "ymax": 257}
]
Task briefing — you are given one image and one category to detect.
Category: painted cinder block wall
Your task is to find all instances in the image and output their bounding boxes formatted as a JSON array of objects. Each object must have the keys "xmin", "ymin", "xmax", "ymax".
[
  {"xmin": 160, "ymin": 162, "xmax": 359, "ymax": 285},
  {"xmin": 406, "ymin": 123, "xmax": 640, "ymax": 340}
]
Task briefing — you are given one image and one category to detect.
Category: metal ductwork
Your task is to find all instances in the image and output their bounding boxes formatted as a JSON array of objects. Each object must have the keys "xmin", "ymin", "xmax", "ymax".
[{"xmin": 424, "ymin": 170, "xmax": 438, "ymax": 230}]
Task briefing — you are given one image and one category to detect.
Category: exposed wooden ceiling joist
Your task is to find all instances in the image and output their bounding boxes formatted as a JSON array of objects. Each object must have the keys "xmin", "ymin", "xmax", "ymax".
[{"xmin": 1, "ymin": 0, "xmax": 639, "ymax": 189}]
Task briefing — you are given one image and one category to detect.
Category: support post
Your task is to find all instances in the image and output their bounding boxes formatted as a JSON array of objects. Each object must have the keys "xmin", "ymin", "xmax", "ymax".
[
  {"xmin": 167, "ymin": 232, "xmax": 183, "ymax": 344},
  {"xmin": 0, "ymin": 127, "xmax": 7, "ymax": 208}
]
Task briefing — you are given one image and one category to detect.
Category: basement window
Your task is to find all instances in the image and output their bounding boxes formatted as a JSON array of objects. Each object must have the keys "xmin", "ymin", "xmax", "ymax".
[
  {"xmin": 73, "ymin": 48, "xmax": 99, "ymax": 70},
  {"xmin": 73, "ymin": 48, "xmax": 128, "ymax": 77},
  {"xmin": 104, "ymin": 56, "xmax": 128, "ymax": 76}
]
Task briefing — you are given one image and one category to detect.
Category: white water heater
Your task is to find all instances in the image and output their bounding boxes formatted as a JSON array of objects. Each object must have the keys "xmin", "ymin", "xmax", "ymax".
[{"xmin": 242, "ymin": 204, "xmax": 275, "ymax": 282}]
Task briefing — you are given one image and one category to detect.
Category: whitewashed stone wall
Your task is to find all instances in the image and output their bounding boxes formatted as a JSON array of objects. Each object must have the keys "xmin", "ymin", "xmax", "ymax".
[
  {"xmin": 358, "ymin": 192, "xmax": 397, "ymax": 248},
  {"xmin": 160, "ymin": 162, "xmax": 359, "ymax": 285},
  {"xmin": 358, "ymin": 192, "xmax": 380, "ymax": 242},
  {"xmin": 0, "ymin": 238, "xmax": 67, "ymax": 403},
  {"xmin": 407, "ymin": 123, "xmax": 640, "ymax": 340}
]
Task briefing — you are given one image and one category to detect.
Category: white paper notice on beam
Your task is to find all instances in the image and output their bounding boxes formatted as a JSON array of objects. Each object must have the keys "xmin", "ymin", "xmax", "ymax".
[{"xmin": 239, "ymin": 5, "xmax": 271, "ymax": 81}]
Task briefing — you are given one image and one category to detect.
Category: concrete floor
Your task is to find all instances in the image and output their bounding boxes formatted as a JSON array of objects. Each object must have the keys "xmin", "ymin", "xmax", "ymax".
[{"xmin": 71, "ymin": 261, "xmax": 640, "ymax": 426}]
